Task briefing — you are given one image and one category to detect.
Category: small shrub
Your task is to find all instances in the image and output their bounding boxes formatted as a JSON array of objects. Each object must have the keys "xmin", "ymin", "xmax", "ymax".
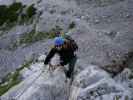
[
  {"xmin": 19, "ymin": 30, "xmax": 49, "ymax": 45},
  {"xmin": 48, "ymin": 32, "xmax": 57, "ymax": 38},
  {"xmin": 0, "ymin": 2, "xmax": 24, "ymax": 27},
  {"xmin": 34, "ymin": 32, "xmax": 49, "ymax": 41},
  {"xmin": 19, "ymin": 30, "xmax": 36, "ymax": 44},
  {"xmin": 51, "ymin": 25, "xmax": 62, "ymax": 32},
  {"xmin": 8, "ymin": 2, "xmax": 23, "ymax": 12},
  {"xmin": 26, "ymin": 4, "xmax": 36, "ymax": 18},
  {"xmin": 0, "ymin": 2, "xmax": 36, "ymax": 28},
  {"xmin": 7, "ymin": 12, "xmax": 18, "ymax": 23},
  {"xmin": 48, "ymin": 25, "xmax": 63, "ymax": 38},
  {"xmin": 69, "ymin": 21, "xmax": 76, "ymax": 29},
  {"xmin": 17, "ymin": 26, "xmax": 63, "ymax": 47},
  {"xmin": 125, "ymin": 96, "xmax": 129, "ymax": 100},
  {"xmin": 0, "ymin": 5, "xmax": 7, "ymax": 25}
]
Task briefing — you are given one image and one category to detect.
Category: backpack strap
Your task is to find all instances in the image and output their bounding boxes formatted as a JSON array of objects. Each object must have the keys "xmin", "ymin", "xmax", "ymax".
[{"xmin": 63, "ymin": 35, "xmax": 78, "ymax": 51}]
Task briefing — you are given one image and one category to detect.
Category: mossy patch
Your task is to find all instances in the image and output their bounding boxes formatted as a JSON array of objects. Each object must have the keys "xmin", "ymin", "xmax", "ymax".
[
  {"xmin": 0, "ymin": 2, "xmax": 37, "ymax": 29},
  {"xmin": 19, "ymin": 26, "xmax": 63, "ymax": 46},
  {"xmin": 0, "ymin": 5, "xmax": 8, "ymax": 26},
  {"xmin": 9, "ymin": 30, "xmax": 52, "ymax": 49},
  {"xmin": 9, "ymin": 25, "xmax": 63, "ymax": 50},
  {"xmin": 68, "ymin": 21, "xmax": 76, "ymax": 29},
  {"xmin": 0, "ymin": 59, "xmax": 33, "ymax": 96},
  {"xmin": 19, "ymin": 30, "xmax": 49, "ymax": 45},
  {"xmin": 16, "ymin": 59, "xmax": 33, "ymax": 72},
  {"xmin": 0, "ymin": 2, "xmax": 23, "ymax": 26},
  {"xmin": 26, "ymin": 4, "xmax": 36, "ymax": 18},
  {"xmin": 0, "ymin": 71, "xmax": 20, "ymax": 96}
]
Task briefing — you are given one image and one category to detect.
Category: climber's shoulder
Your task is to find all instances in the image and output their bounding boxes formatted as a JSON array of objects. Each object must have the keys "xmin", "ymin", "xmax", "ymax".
[{"xmin": 50, "ymin": 46, "xmax": 57, "ymax": 52}]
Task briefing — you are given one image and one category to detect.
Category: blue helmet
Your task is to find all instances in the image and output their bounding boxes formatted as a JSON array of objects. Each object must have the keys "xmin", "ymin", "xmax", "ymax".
[{"xmin": 54, "ymin": 37, "xmax": 64, "ymax": 46}]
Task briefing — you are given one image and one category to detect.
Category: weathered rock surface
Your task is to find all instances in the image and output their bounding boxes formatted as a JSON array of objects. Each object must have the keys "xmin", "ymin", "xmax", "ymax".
[
  {"xmin": 70, "ymin": 66, "xmax": 133, "ymax": 100},
  {"xmin": 0, "ymin": 0, "xmax": 133, "ymax": 99},
  {"xmin": 1, "ymin": 55, "xmax": 133, "ymax": 100},
  {"xmin": 0, "ymin": 0, "xmax": 133, "ymax": 78}
]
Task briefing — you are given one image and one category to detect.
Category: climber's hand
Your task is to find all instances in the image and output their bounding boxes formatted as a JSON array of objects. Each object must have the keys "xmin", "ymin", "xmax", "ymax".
[
  {"xmin": 48, "ymin": 63, "xmax": 64, "ymax": 71},
  {"xmin": 48, "ymin": 63, "xmax": 54, "ymax": 71},
  {"xmin": 56, "ymin": 64, "xmax": 61, "ymax": 66},
  {"xmin": 49, "ymin": 63, "xmax": 53, "ymax": 67}
]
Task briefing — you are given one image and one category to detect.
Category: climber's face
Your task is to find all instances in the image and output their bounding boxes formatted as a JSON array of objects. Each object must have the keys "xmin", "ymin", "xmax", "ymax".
[{"xmin": 55, "ymin": 44, "xmax": 62, "ymax": 50}]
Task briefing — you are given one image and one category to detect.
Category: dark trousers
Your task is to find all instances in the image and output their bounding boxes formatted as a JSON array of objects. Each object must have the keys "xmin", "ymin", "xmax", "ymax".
[{"xmin": 65, "ymin": 56, "xmax": 77, "ymax": 79}]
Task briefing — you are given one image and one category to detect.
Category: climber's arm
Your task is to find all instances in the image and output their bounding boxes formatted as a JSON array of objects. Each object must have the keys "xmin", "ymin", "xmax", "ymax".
[{"xmin": 44, "ymin": 48, "xmax": 56, "ymax": 65}]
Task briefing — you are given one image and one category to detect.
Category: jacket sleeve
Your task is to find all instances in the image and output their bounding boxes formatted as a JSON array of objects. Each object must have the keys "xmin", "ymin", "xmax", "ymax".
[
  {"xmin": 60, "ymin": 61, "xmax": 66, "ymax": 66},
  {"xmin": 44, "ymin": 48, "xmax": 56, "ymax": 65}
]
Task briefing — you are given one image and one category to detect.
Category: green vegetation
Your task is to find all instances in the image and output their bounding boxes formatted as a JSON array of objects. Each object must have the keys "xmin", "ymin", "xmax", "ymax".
[
  {"xmin": 113, "ymin": 95, "xmax": 121, "ymax": 100},
  {"xmin": 19, "ymin": 30, "xmax": 56, "ymax": 45},
  {"xmin": 8, "ymin": 25, "xmax": 63, "ymax": 49},
  {"xmin": 125, "ymin": 96, "xmax": 129, "ymax": 100},
  {"xmin": 0, "ymin": 59, "xmax": 33, "ymax": 96},
  {"xmin": 16, "ymin": 59, "xmax": 33, "ymax": 72},
  {"xmin": 0, "ymin": 5, "xmax": 8, "ymax": 26},
  {"xmin": 19, "ymin": 30, "xmax": 49, "ymax": 45},
  {"xmin": 0, "ymin": 71, "xmax": 20, "ymax": 96},
  {"xmin": 8, "ymin": 2, "xmax": 23, "ymax": 12},
  {"xmin": 0, "ymin": 2, "xmax": 23, "ymax": 26},
  {"xmin": 20, "ymin": 4, "xmax": 36, "ymax": 24},
  {"xmin": 26, "ymin": 4, "xmax": 36, "ymax": 18},
  {"xmin": 49, "ymin": 25, "xmax": 63, "ymax": 38},
  {"xmin": 68, "ymin": 21, "xmax": 76, "ymax": 29},
  {"xmin": 19, "ymin": 26, "xmax": 63, "ymax": 46},
  {"xmin": 0, "ymin": 2, "xmax": 36, "ymax": 28},
  {"xmin": 51, "ymin": 25, "xmax": 63, "ymax": 33},
  {"xmin": 10, "ymin": 30, "xmax": 55, "ymax": 49}
]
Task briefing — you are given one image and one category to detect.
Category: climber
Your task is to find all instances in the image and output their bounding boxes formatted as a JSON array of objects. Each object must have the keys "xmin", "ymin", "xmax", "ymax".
[{"xmin": 44, "ymin": 36, "xmax": 78, "ymax": 79}]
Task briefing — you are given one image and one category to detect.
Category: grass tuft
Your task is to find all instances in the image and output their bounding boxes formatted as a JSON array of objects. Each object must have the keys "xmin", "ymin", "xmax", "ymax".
[
  {"xmin": 68, "ymin": 21, "xmax": 76, "ymax": 29},
  {"xmin": 0, "ymin": 59, "xmax": 33, "ymax": 96}
]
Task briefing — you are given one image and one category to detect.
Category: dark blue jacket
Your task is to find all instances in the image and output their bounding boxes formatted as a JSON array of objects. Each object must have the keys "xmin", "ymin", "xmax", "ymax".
[{"xmin": 44, "ymin": 47, "xmax": 76, "ymax": 66}]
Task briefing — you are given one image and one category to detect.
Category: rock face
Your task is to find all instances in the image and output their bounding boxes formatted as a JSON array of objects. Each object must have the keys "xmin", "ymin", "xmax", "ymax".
[
  {"xmin": 1, "ymin": 55, "xmax": 133, "ymax": 100},
  {"xmin": 70, "ymin": 66, "xmax": 132, "ymax": 100},
  {"xmin": 0, "ymin": 61, "xmax": 63, "ymax": 100},
  {"xmin": 0, "ymin": 0, "xmax": 133, "ymax": 78},
  {"xmin": 0, "ymin": 0, "xmax": 133, "ymax": 79},
  {"xmin": 0, "ymin": 0, "xmax": 133, "ymax": 99},
  {"xmin": 1, "ymin": 55, "xmax": 69, "ymax": 100}
]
